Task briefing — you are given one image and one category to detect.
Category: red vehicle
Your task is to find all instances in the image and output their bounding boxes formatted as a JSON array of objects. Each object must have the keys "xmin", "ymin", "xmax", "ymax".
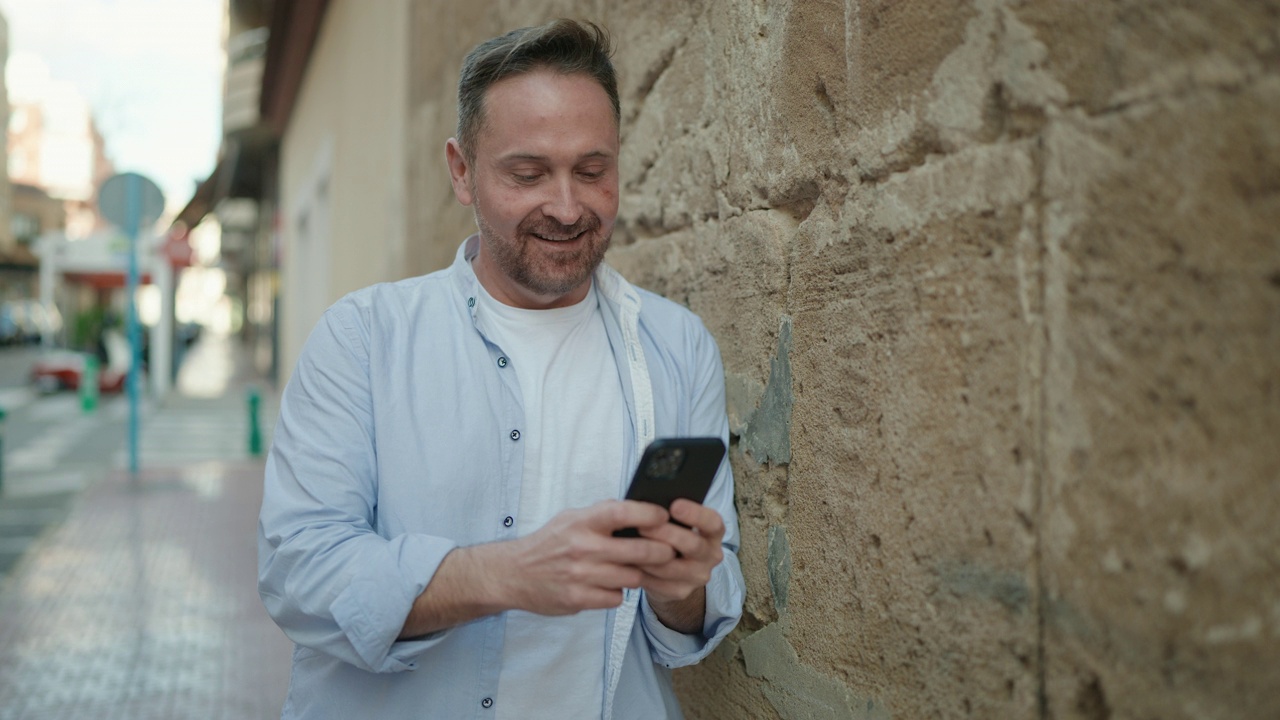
[
  {"xmin": 30, "ymin": 351, "xmax": 127, "ymax": 394},
  {"xmin": 30, "ymin": 330, "xmax": 132, "ymax": 394}
]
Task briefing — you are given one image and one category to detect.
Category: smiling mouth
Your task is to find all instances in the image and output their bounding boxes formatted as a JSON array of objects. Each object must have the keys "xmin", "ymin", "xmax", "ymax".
[
  {"xmin": 522, "ymin": 211, "xmax": 601, "ymax": 245},
  {"xmin": 531, "ymin": 230, "xmax": 587, "ymax": 243}
]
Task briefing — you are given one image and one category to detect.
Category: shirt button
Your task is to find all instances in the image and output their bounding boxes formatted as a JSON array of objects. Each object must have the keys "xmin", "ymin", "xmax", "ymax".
[
  {"xmin": 481, "ymin": 697, "xmax": 494, "ymax": 709},
  {"xmin": 509, "ymin": 429, "xmax": 520, "ymax": 441},
  {"xmin": 497, "ymin": 356, "xmax": 508, "ymax": 368},
  {"xmin": 503, "ymin": 516, "xmax": 514, "ymax": 528}
]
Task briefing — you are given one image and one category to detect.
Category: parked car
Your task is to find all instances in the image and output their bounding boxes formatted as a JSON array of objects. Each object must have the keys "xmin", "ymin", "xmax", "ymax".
[
  {"xmin": 30, "ymin": 329, "xmax": 131, "ymax": 394},
  {"xmin": 0, "ymin": 303, "xmax": 21, "ymax": 345},
  {"xmin": 0, "ymin": 299, "xmax": 63, "ymax": 345}
]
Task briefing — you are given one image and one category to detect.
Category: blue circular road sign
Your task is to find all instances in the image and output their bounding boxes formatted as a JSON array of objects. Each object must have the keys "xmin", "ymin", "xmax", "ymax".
[{"xmin": 98, "ymin": 172, "xmax": 166, "ymax": 232}]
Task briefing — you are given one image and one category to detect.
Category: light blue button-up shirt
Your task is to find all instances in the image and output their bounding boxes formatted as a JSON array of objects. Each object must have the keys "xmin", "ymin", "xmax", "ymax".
[{"xmin": 258, "ymin": 237, "xmax": 744, "ymax": 719}]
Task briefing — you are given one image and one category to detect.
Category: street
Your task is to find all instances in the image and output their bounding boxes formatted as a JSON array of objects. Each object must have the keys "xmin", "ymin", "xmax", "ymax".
[
  {"xmin": 0, "ymin": 337, "xmax": 282, "ymax": 578},
  {"xmin": 0, "ymin": 344, "xmax": 42, "ymax": 388},
  {"xmin": 0, "ymin": 335, "xmax": 293, "ymax": 717},
  {"xmin": 0, "ymin": 345, "xmax": 130, "ymax": 576}
]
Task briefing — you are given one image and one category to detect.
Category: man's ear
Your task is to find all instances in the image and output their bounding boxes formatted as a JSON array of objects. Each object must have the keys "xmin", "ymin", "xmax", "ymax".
[{"xmin": 445, "ymin": 138, "xmax": 474, "ymax": 206}]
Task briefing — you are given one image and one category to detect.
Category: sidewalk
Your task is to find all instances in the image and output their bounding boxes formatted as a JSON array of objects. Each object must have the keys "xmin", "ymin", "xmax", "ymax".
[{"xmin": 0, "ymin": 332, "xmax": 293, "ymax": 719}]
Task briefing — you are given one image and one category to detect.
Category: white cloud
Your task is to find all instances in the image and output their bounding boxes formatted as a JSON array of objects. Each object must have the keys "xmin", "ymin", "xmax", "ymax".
[
  {"xmin": 0, "ymin": 0, "xmax": 224, "ymax": 209},
  {"xmin": 6, "ymin": 51, "xmax": 52, "ymax": 103}
]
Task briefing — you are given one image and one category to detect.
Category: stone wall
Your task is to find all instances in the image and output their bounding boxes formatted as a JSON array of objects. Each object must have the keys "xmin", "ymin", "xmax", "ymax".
[{"xmin": 406, "ymin": 1, "xmax": 1280, "ymax": 717}]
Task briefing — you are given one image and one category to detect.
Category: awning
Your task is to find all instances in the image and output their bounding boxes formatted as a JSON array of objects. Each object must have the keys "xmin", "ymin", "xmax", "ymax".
[{"xmin": 63, "ymin": 271, "xmax": 154, "ymax": 289}]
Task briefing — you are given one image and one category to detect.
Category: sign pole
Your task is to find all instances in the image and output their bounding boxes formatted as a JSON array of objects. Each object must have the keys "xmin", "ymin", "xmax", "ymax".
[
  {"xmin": 98, "ymin": 171, "xmax": 164, "ymax": 481},
  {"xmin": 125, "ymin": 175, "xmax": 142, "ymax": 477}
]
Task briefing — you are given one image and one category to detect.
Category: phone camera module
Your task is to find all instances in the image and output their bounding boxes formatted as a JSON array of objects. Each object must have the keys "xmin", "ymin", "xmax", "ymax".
[{"xmin": 646, "ymin": 447, "xmax": 685, "ymax": 480}]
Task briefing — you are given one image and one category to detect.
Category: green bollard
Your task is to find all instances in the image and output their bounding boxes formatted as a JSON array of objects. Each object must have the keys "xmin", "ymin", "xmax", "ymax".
[
  {"xmin": 248, "ymin": 386, "xmax": 263, "ymax": 456},
  {"xmin": 80, "ymin": 355, "xmax": 99, "ymax": 414}
]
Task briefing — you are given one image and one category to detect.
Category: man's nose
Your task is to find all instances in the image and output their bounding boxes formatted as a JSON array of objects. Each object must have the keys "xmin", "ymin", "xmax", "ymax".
[{"xmin": 542, "ymin": 176, "xmax": 583, "ymax": 226}]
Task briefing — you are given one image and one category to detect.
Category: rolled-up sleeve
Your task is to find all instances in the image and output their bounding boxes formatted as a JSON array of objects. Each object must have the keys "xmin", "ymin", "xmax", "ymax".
[
  {"xmin": 258, "ymin": 301, "xmax": 455, "ymax": 673},
  {"xmin": 638, "ymin": 323, "xmax": 745, "ymax": 667}
]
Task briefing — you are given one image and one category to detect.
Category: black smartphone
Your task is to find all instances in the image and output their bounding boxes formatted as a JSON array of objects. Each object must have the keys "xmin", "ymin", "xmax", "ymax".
[{"xmin": 613, "ymin": 437, "xmax": 726, "ymax": 538}]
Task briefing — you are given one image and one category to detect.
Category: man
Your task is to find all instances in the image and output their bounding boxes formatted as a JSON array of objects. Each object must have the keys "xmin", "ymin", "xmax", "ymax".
[{"xmin": 258, "ymin": 19, "xmax": 743, "ymax": 719}]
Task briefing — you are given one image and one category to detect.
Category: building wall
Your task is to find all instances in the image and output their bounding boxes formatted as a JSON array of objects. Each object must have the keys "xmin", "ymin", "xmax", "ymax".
[
  {"xmin": 277, "ymin": 0, "xmax": 410, "ymax": 381},
  {"xmin": 11, "ymin": 183, "xmax": 65, "ymax": 239},
  {"xmin": 7, "ymin": 102, "xmax": 42, "ymax": 188},
  {"xmin": 0, "ymin": 10, "xmax": 13, "ymax": 252},
  {"xmin": 404, "ymin": 2, "xmax": 1280, "ymax": 718},
  {"xmin": 8, "ymin": 81, "xmax": 113, "ymax": 241}
]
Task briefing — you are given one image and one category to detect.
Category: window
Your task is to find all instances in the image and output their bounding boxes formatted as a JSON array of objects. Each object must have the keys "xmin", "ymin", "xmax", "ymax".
[{"xmin": 12, "ymin": 213, "xmax": 40, "ymax": 244}]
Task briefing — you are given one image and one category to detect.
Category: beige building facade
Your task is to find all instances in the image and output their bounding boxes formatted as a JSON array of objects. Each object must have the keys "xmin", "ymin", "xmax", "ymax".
[
  {"xmin": 264, "ymin": 1, "xmax": 1279, "ymax": 718},
  {"xmin": 0, "ymin": 10, "xmax": 17, "ymax": 286},
  {"xmin": 273, "ymin": 0, "xmax": 411, "ymax": 379}
]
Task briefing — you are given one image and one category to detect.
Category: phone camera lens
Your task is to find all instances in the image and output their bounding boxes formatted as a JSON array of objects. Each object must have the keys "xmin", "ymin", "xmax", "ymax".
[{"xmin": 647, "ymin": 447, "xmax": 685, "ymax": 480}]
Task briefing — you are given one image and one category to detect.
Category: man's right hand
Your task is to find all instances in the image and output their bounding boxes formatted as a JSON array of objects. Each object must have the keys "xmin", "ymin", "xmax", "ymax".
[
  {"xmin": 399, "ymin": 500, "xmax": 675, "ymax": 638},
  {"xmin": 505, "ymin": 500, "xmax": 676, "ymax": 615}
]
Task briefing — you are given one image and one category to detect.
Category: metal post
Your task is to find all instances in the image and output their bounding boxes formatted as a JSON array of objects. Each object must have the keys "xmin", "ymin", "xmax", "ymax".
[
  {"xmin": 97, "ymin": 171, "xmax": 164, "ymax": 480},
  {"xmin": 125, "ymin": 175, "xmax": 141, "ymax": 476},
  {"xmin": 153, "ymin": 256, "xmax": 174, "ymax": 400},
  {"xmin": 37, "ymin": 234, "xmax": 58, "ymax": 351}
]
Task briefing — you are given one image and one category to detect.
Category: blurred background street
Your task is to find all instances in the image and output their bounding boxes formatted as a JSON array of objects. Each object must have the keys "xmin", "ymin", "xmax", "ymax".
[
  {"xmin": 0, "ymin": 330, "xmax": 289, "ymax": 718},
  {"xmin": 0, "ymin": 0, "xmax": 310, "ymax": 715}
]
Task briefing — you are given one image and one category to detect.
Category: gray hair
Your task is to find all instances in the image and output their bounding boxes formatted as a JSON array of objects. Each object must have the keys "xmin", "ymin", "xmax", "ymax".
[{"xmin": 456, "ymin": 19, "xmax": 620, "ymax": 160}]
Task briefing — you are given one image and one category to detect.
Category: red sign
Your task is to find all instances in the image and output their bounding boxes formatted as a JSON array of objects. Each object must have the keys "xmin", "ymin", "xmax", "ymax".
[{"xmin": 163, "ymin": 228, "xmax": 195, "ymax": 268}]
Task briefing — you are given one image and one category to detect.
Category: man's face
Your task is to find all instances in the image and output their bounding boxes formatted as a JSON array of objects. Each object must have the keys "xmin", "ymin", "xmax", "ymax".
[{"xmin": 446, "ymin": 68, "xmax": 619, "ymax": 309}]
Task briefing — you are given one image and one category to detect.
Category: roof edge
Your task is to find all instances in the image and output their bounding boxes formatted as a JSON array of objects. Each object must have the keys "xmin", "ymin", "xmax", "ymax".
[{"xmin": 259, "ymin": 0, "xmax": 332, "ymax": 135}]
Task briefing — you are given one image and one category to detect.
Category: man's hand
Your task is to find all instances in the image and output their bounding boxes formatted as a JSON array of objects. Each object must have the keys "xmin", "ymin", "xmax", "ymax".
[
  {"xmin": 505, "ymin": 500, "xmax": 676, "ymax": 615},
  {"xmin": 400, "ymin": 500, "xmax": 674, "ymax": 638},
  {"xmin": 635, "ymin": 499, "xmax": 726, "ymax": 634}
]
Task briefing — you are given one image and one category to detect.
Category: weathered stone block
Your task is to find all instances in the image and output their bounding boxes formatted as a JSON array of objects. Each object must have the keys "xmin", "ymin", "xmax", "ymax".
[
  {"xmin": 1040, "ymin": 77, "xmax": 1280, "ymax": 720},
  {"xmin": 402, "ymin": 3, "xmax": 1280, "ymax": 718}
]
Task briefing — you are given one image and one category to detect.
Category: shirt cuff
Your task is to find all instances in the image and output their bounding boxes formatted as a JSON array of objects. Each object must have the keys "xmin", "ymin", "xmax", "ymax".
[
  {"xmin": 639, "ymin": 593, "xmax": 706, "ymax": 663},
  {"xmin": 639, "ymin": 554, "xmax": 745, "ymax": 668}
]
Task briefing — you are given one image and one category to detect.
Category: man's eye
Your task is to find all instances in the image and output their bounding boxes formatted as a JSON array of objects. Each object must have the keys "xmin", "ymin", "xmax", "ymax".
[
  {"xmin": 513, "ymin": 173, "xmax": 541, "ymax": 183},
  {"xmin": 578, "ymin": 170, "xmax": 605, "ymax": 180}
]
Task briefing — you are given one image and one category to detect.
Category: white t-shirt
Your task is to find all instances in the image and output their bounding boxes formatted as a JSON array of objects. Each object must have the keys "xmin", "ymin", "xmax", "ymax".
[{"xmin": 476, "ymin": 279, "xmax": 626, "ymax": 720}]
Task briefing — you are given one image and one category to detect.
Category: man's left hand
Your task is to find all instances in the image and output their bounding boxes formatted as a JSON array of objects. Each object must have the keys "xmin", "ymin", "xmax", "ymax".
[{"xmin": 635, "ymin": 499, "xmax": 725, "ymax": 634}]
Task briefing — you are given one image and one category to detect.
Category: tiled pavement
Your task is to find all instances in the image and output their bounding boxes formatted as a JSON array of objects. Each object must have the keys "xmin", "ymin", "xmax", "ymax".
[
  {"xmin": 0, "ymin": 463, "xmax": 293, "ymax": 719},
  {"xmin": 0, "ymin": 335, "xmax": 293, "ymax": 719}
]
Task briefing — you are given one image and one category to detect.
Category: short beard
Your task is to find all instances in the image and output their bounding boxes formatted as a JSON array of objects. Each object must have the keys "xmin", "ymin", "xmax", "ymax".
[{"xmin": 475, "ymin": 199, "xmax": 610, "ymax": 298}]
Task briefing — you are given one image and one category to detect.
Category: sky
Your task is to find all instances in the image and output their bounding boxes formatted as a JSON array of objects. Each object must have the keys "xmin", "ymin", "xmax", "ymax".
[{"xmin": 0, "ymin": 0, "xmax": 224, "ymax": 213}]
